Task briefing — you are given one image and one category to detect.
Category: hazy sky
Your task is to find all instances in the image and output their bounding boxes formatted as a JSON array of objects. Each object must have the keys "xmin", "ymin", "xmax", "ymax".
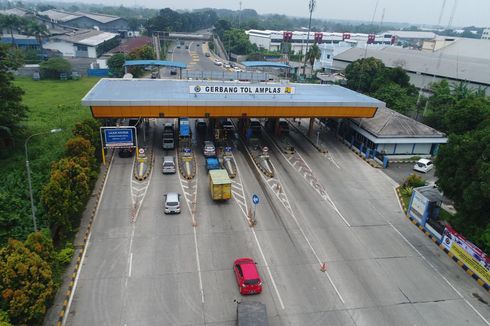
[{"xmin": 47, "ymin": 0, "xmax": 489, "ymax": 27}]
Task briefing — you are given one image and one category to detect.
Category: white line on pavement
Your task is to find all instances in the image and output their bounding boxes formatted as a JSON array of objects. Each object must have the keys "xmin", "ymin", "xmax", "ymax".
[
  {"xmin": 389, "ymin": 222, "xmax": 490, "ymax": 326},
  {"xmin": 62, "ymin": 153, "xmax": 115, "ymax": 325},
  {"xmin": 128, "ymin": 253, "xmax": 133, "ymax": 277},
  {"xmin": 178, "ymin": 159, "xmax": 204, "ymax": 304},
  {"xmin": 234, "ymin": 156, "xmax": 286, "ymax": 310}
]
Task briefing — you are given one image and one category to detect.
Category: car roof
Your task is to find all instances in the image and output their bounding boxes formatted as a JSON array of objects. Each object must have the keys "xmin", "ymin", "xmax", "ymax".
[
  {"xmin": 418, "ymin": 158, "xmax": 432, "ymax": 164},
  {"xmin": 235, "ymin": 258, "xmax": 260, "ymax": 279},
  {"xmin": 165, "ymin": 192, "xmax": 179, "ymax": 201},
  {"xmin": 163, "ymin": 156, "xmax": 174, "ymax": 161},
  {"xmin": 204, "ymin": 141, "xmax": 214, "ymax": 145}
]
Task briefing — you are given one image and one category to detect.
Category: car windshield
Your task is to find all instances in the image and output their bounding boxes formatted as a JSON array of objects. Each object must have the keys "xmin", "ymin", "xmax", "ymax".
[
  {"xmin": 164, "ymin": 140, "xmax": 173, "ymax": 143},
  {"xmin": 166, "ymin": 201, "xmax": 178, "ymax": 206},
  {"xmin": 244, "ymin": 278, "xmax": 260, "ymax": 285},
  {"xmin": 417, "ymin": 162, "xmax": 425, "ymax": 167}
]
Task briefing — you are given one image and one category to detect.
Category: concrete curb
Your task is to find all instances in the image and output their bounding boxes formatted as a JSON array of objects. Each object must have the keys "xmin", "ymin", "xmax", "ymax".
[
  {"xmin": 177, "ymin": 150, "xmax": 196, "ymax": 180},
  {"xmin": 390, "ymin": 160, "xmax": 418, "ymax": 164},
  {"xmin": 394, "ymin": 187, "xmax": 490, "ymax": 292},
  {"xmin": 55, "ymin": 150, "xmax": 114, "ymax": 326},
  {"xmin": 250, "ymin": 151, "xmax": 273, "ymax": 178}
]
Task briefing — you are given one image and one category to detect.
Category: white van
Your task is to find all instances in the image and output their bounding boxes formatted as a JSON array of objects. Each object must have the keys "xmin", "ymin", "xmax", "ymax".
[
  {"xmin": 164, "ymin": 192, "xmax": 181, "ymax": 214},
  {"xmin": 162, "ymin": 156, "xmax": 176, "ymax": 174},
  {"xmin": 413, "ymin": 158, "xmax": 434, "ymax": 173}
]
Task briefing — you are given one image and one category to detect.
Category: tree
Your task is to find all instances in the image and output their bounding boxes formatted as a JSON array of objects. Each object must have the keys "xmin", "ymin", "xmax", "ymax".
[
  {"xmin": 222, "ymin": 28, "xmax": 256, "ymax": 55},
  {"xmin": 372, "ymin": 83, "xmax": 417, "ymax": 115},
  {"xmin": 0, "ymin": 239, "xmax": 55, "ymax": 325},
  {"xmin": 0, "ymin": 44, "xmax": 28, "ymax": 136},
  {"xmin": 436, "ymin": 122, "xmax": 490, "ymax": 252},
  {"xmin": 443, "ymin": 97, "xmax": 490, "ymax": 135},
  {"xmin": 0, "ymin": 310, "xmax": 12, "ymax": 326},
  {"xmin": 41, "ymin": 158, "xmax": 90, "ymax": 235},
  {"xmin": 345, "ymin": 57, "xmax": 386, "ymax": 93},
  {"xmin": 24, "ymin": 229, "xmax": 56, "ymax": 266},
  {"xmin": 306, "ymin": 43, "xmax": 320, "ymax": 76},
  {"xmin": 72, "ymin": 119, "xmax": 102, "ymax": 159},
  {"xmin": 65, "ymin": 136, "xmax": 98, "ymax": 184},
  {"xmin": 107, "ymin": 53, "xmax": 126, "ymax": 77},
  {"xmin": 24, "ymin": 20, "xmax": 49, "ymax": 57},
  {"xmin": 39, "ymin": 57, "xmax": 72, "ymax": 79}
]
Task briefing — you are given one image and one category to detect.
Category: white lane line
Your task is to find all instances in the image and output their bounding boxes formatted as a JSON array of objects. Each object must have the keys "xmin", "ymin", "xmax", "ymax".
[
  {"xmin": 63, "ymin": 153, "xmax": 115, "ymax": 325},
  {"xmin": 254, "ymin": 134, "xmax": 346, "ymax": 303},
  {"xmin": 389, "ymin": 222, "xmax": 490, "ymax": 326},
  {"xmin": 177, "ymin": 159, "xmax": 204, "ymax": 304},
  {"xmin": 130, "ymin": 156, "xmax": 136, "ymax": 205},
  {"xmin": 128, "ymin": 253, "xmax": 133, "ymax": 277},
  {"xmin": 233, "ymin": 156, "xmax": 286, "ymax": 310}
]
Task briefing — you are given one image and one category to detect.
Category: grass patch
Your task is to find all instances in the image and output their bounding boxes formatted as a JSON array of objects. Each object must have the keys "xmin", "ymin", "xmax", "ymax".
[{"xmin": 0, "ymin": 77, "xmax": 100, "ymax": 243}]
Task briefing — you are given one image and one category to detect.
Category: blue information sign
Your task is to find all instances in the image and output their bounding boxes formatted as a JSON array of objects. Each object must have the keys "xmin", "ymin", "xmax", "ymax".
[
  {"xmin": 252, "ymin": 194, "xmax": 260, "ymax": 205},
  {"xmin": 224, "ymin": 146, "xmax": 232, "ymax": 152},
  {"xmin": 103, "ymin": 128, "xmax": 134, "ymax": 148},
  {"xmin": 183, "ymin": 147, "xmax": 192, "ymax": 153}
]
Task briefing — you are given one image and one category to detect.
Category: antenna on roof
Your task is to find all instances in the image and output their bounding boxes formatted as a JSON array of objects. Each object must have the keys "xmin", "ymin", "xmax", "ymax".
[{"xmin": 447, "ymin": 0, "xmax": 458, "ymax": 29}]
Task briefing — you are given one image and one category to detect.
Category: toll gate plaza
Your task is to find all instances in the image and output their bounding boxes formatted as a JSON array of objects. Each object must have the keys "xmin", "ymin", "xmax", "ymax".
[{"xmin": 81, "ymin": 79, "xmax": 384, "ymax": 123}]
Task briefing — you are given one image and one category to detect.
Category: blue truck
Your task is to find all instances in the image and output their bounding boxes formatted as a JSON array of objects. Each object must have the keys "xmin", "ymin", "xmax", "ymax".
[{"xmin": 205, "ymin": 156, "xmax": 220, "ymax": 171}]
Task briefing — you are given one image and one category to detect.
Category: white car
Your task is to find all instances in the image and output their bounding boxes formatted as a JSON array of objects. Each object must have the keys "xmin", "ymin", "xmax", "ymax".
[
  {"xmin": 413, "ymin": 158, "xmax": 434, "ymax": 173},
  {"xmin": 233, "ymin": 67, "xmax": 242, "ymax": 72},
  {"xmin": 224, "ymin": 63, "xmax": 231, "ymax": 68},
  {"xmin": 164, "ymin": 192, "xmax": 181, "ymax": 214},
  {"xmin": 214, "ymin": 60, "xmax": 222, "ymax": 66}
]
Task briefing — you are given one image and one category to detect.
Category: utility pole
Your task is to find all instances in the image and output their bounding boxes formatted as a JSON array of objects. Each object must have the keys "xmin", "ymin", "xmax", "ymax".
[
  {"xmin": 238, "ymin": 1, "xmax": 242, "ymax": 29},
  {"xmin": 302, "ymin": 0, "xmax": 316, "ymax": 77}
]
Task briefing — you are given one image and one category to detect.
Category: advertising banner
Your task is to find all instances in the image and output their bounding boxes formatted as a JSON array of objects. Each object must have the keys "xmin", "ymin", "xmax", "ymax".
[
  {"xmin": 442, "ymin": 225, "xmax": 490, "ymax": 284},
  {"xmin": 190, "ymin": 85, "xmax": 295, "ymax": 95}
]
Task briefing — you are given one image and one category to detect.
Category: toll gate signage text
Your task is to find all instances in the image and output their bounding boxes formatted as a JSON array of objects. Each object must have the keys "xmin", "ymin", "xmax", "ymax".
[
  {"xmin": 102, "ymin": 127, "xmax": 135, "ymax": 148},
  {"xmin": 190, "ymin": 85, "xmax": 295, "ymax": 95}
]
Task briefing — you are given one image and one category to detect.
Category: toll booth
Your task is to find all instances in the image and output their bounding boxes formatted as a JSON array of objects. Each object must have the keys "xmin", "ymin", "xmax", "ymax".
[{"xmin": 408, "ymin": 185, "xmax": 444, "ymax": 240}]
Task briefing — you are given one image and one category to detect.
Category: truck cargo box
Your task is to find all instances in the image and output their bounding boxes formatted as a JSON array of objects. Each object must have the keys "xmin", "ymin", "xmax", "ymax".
[{"xmin": 209, "ymin": 169, "xmax": 231, "ymax": 200}]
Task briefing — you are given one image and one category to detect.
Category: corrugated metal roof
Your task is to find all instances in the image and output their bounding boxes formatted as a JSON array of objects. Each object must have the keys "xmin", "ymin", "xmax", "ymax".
[
  {"xmin": 40, "ymin": 9, "xmax": 81, "ymax": 22},
  {"xmin": 124, "ymin": 60, "xmax": 187, "ymax": 69},
  {"xmin": 242, "ymin": 61, "xmax": 290, "ymax": 68},
  {"xmin": 334, "ymin": 46, "xmax": 490, "ymax": 85},
  {"xmin": 81, "ymin": 79, "xmax": 385, "ymax": 108},
  {"xmin": 52, "ymin": 30, "xmax": 118, "ymax": 46},
  {"xmin": 75, "ymin": 11, "xmax": 121, "ymax": 24}
]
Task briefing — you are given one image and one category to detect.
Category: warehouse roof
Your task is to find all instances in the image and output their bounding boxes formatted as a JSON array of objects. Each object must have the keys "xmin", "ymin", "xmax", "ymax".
[
  {"xmin": 81, "ymin": 79, "xmax": 384, "ymax": 108},
  {"xmin": 51, "ymin": 29, "xmax": 118, "ymax": 46},
  {"xmin": 334, "ymin": 46, "xmax": 490, "ymax": 85},
  {"xmin": 39, "ymin": 9, "xmax": 123, "ymax": 24}
]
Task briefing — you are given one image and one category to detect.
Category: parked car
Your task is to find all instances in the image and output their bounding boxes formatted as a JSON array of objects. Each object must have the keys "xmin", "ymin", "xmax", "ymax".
[
  {"xmin": 170, "ymin": 68, "xmax": 177, "ymax": 75},
  {"xmin": 413, "ymin": 158, "xmax": 434, "ymax": 173},
  {"xmin": 164, "ymin": 192, "xmax": 181, "ymax": 214},
  {"xmin": 233, "ymin": 258, "xmax": 263, "ymax": 295},
  {"xmin": 214, "ymin": 59, "xmax": 223, "ymax": 66},
  {"xmin": 224, "ymin": 63, "xmax": 231, "ymax": 68},
  {"xmin": 205, "ymin": 52, "xmax": 211, "ymax": 57},
  {"xmin": 203, "ymin": 141, "xmax": 216, "ymax": 157}
]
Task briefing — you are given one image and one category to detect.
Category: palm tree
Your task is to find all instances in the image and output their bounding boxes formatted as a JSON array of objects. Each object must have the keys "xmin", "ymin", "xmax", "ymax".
[
  {"xmin": 25, "ymin": 21, "xmax": 49, "ymax": 57},
  {"xmin": 2, "ymin": 15, "xmax": 23, "ymax": 48},
  {"xmin": 306, "ymin": 43, "xmax": 320, "ymax": 77}
]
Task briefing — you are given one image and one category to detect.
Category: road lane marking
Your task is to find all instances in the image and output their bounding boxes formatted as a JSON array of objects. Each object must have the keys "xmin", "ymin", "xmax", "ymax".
[
  {"xmin": 177, "ymin": 157, "xmax": 204, "ymax": 304},
  {"xmin": 128, "ymin": 252, "xmax": 133, "ymax": 277},
  {"xmin": 389, "ymin": 222, "xmax": 490, "ymax": 326},
  {"xmin": 394, "ymin": 187, "xmax": 404, "ymax": 213},
  {"xmin": 62, "ymin": 152, "xmax": 115, "ymax": 325},
  {"xmin": 234, "ymin": 157, "xmax": 286, "ymax": 310}
]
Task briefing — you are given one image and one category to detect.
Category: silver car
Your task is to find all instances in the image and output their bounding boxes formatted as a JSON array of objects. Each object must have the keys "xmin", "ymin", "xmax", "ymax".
[
  {"xmin": 162, "ymin": 156, "xmax": 176, "ymax": 174},
  {"xmin": 164, "ymin": 192, "xmax": 181, "ymax": 214}
]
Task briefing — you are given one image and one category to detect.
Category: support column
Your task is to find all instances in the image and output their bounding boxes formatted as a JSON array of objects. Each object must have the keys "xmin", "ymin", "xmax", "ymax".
[
  {"xmin": 274, "ymin": 118, "xmax": 280, "ymax": 136},
  {"xmin": 308, "ymin": 118, "xmax": 315, "ymax": 137}
]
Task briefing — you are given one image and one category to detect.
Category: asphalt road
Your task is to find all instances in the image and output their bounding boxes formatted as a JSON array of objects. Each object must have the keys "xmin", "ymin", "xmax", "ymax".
[{"xmin": 64, "ymin": 118, "xmax": 490, "ymax": 326}]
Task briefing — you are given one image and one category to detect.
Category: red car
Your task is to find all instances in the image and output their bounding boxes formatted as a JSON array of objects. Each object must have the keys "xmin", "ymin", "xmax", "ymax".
[{"xmin": 233, "ymin": 258, "xmax": 263, "ymax": 295}]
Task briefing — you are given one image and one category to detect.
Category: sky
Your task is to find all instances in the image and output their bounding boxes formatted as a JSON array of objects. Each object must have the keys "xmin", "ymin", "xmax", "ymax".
[{"xmin": 36, "ymin": 0, "xmax": 490, "ymax": 27}]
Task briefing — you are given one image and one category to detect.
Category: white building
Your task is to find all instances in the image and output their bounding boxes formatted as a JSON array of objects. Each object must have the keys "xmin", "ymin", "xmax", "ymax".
[
  {"xmin": 44, "ymin": 29, "xmax": 118, "ymax": 58},
  {"xmin": 482, "ymin": 28, "xmax": 490, "ymax": 40}
]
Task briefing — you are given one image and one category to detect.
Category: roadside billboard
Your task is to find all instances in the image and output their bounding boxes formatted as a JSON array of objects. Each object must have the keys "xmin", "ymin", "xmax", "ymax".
[{"xmin": 101, "ymin": 127, "xmax": 136, "ymax": 148}]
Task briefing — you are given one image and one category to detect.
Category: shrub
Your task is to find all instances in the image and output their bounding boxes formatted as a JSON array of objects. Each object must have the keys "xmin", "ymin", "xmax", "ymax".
[
  {"xmin": 400, "ymin": 186, "xmax": 413, "ymax": 198},
  {"xmin": 56, "ymin": 244, "xmax": 74, "ymax": 266},
  {"xmin": 40, "ymin": 57, "xmax": 72, "ymax": 79},
  {"xmin": 403, "ymin": 173, "xmax": 426, "ymax": 188}
]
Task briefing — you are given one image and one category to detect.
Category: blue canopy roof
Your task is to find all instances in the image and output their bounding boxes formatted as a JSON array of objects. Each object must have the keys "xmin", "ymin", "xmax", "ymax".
[
  {"xmin": 124, "ymin": 60, "xmax": 187, "ymax": 69},
  {"xmin": 241, "ymin": 61, "xmax": 290, "ymax": 69}
]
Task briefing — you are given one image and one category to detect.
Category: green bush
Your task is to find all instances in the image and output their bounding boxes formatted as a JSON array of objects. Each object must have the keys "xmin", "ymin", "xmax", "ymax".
[
  {"xmin": 40, "ymin": 57, "xmax": 72, "ymax": 79},
  {"xmin": 400, "ymin": 186, "xmax": 413, "ymax": 198},
  {"xmin": 57, "ymin": 244, "xmax": 74, "ymax": 266},
  {"xmin": 403, "ymin": 173, "xmax": 426, "ymax": 188}
]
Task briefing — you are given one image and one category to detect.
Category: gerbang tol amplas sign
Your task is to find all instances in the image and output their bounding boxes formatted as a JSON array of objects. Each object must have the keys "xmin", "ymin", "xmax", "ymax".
[{"xmin": 190, "ymin": 85, "xmax": 295, "ymax": 95}]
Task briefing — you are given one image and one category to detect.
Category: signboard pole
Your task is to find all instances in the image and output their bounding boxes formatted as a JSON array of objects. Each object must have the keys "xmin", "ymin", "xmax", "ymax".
[{"xmin": 99, "ymin": 127, "xmax": 106, "ymax": 166}]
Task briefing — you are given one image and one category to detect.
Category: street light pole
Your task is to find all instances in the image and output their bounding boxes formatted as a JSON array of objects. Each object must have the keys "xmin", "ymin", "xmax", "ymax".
[
  {"xmin": 24, "ymin": 128, "xmax": 62, "ymax": 232},
  {"xmin": 302, "ymin": 0, "xmax": 316, "ymax": 77}
]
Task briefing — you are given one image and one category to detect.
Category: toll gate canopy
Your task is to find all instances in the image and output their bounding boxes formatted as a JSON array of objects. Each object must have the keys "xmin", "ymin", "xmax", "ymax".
[{"xmin": 82, "ymin": 79, "xmax": 384, "ymax": 118}]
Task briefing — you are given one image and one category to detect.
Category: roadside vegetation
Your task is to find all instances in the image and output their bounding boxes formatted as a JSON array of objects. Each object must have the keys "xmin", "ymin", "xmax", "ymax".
[
  {"xmin": 344, "ymin": 58, "xmax": 490, "ymax": 252},
  {"xmin": 0, "ymin": 43, "xmax": 103, "ymax": 324}
]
